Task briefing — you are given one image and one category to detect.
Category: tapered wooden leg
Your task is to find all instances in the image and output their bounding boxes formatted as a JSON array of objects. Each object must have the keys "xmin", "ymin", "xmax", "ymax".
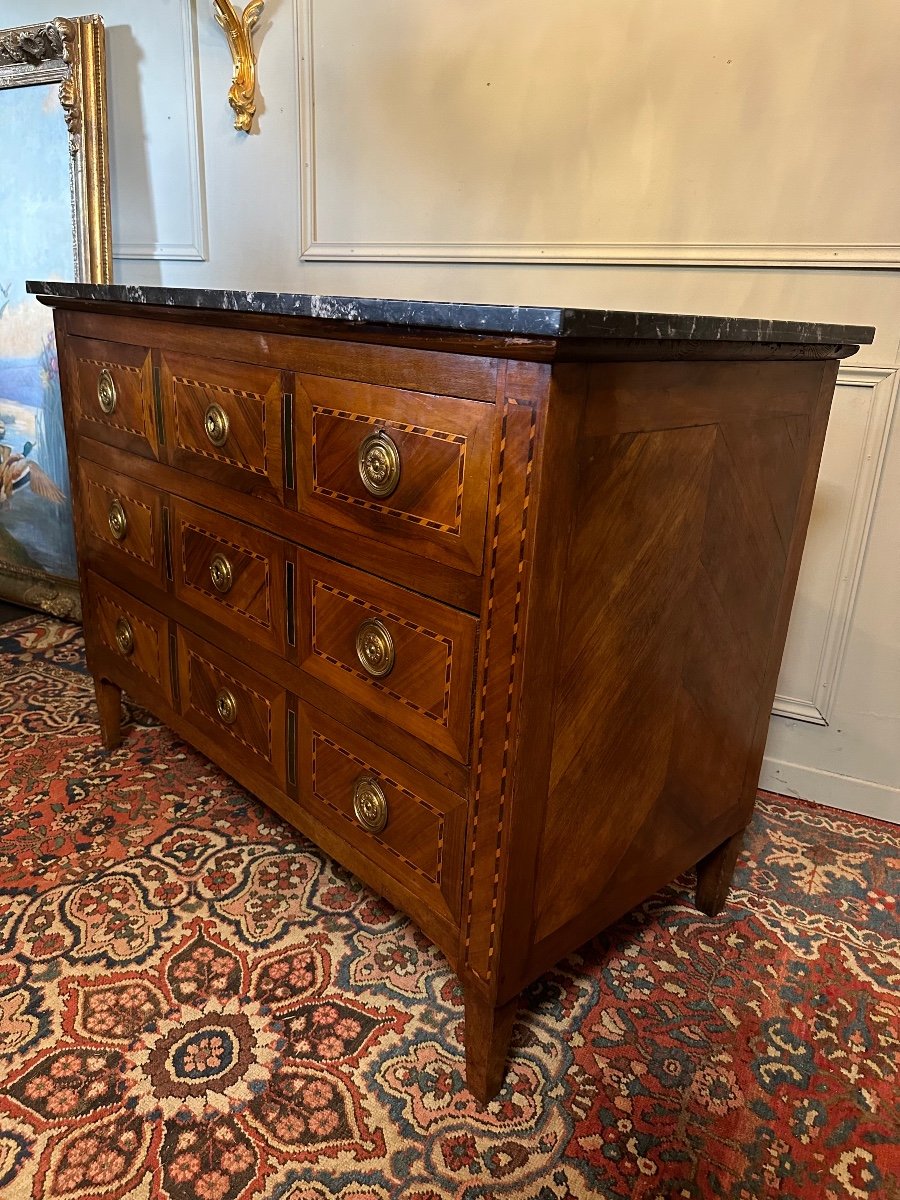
[
  {"xmin": 695, "ymin": 826, "xmax": 747, "ymax": 916},
  {"xmin": 463, "ymin": 987, "xmax": 518, "ymax": 1105},
  {"xmin": 93, "ymin": 677, "xmax": 123, "ymax": 750}
]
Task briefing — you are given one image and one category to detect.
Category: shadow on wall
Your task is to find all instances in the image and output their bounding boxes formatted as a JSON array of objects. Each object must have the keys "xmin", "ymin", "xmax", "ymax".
[{"xmin": 107, "ymin": 22, "xmax": 161, "ymax": 285}]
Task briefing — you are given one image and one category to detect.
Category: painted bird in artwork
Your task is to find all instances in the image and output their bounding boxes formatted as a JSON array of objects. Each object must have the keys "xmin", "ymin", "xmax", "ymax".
[{"xmin": 0, "ymin": 442, "xmax": 65, "ymax": 507}]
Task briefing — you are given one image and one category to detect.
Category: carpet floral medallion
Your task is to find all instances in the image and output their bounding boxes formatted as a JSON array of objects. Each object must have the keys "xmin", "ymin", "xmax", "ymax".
[{"xmin": 0, "ymin": 616, "xmax": 898, "ymax": 1200}]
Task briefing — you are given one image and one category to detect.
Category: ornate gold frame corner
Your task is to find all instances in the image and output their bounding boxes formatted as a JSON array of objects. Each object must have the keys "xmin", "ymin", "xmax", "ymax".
[
  {"xmin": 0, "ymin": 15, "xmax": 112, "ymax": 284},
  {"xmin": 213, "ymin": 0, "xmax": 265, "ymax": 133}
]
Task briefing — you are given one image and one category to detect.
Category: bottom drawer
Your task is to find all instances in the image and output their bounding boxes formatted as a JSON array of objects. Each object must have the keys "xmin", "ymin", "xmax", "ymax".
[
  {"xmin": 297, "ymin": 705, "xmax": 467, "ymax": 926},
  {"xmin": 176, "ymin": 627, "xmax": 289, "ymax": 792},
  {"xmin": 86, "ymin": 572, "xmax": 173, "ymax": 707}
]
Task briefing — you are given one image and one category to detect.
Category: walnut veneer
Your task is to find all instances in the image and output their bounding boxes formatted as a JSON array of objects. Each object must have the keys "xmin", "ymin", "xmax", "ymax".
[{"xmin": 40, "ymin": 291, "xmax": 865, "ymax": 1103}]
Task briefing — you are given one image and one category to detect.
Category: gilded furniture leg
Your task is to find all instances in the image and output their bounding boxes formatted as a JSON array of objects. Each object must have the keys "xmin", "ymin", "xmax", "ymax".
[
  {"xmin": 695, "ymin": 827, "xmax": 747, "ymax": 916},
  {"xmin": 94, "ymin": 676, "xmax": 123, "ymax": 749},
  {"xmin": 463, "ymin": 988, "xmax": 518, "ymax": 1105}
]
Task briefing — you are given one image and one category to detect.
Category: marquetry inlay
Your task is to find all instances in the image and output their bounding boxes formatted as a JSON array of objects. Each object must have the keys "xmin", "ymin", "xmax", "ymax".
[
  {"xmin": 310, "ymin": 406, "xmax": 467, "ymax": 535},
  {"xmin": 311, "ymin": 731, "xmax": 445, "ymax": 884},
  {"xmin": 172, "ymin": 376, "xmax": 269, "ymax": 476},
  {"xmin": 79, "ymin": 358, "xmax": 145, "ymax": 436},
  {"xmin": 89, "ymin": 481, "xmax": 154, "ymax": 565},
  {"xmin": 310, "ymin": 580, "xmax": 452, "ymax": 725},
  {"xmin": 179, "ymin": 521, "xmax": 272, "ymax": 628}
]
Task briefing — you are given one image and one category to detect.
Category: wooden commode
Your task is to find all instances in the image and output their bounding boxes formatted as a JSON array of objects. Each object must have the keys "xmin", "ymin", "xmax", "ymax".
[{"xmin": 30, "ymin": 282, "xmax": 873, "ymax": 1103}]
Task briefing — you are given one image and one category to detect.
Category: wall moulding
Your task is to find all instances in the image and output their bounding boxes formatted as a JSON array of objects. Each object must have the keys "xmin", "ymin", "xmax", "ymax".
[
  {"xmin": 111, "ymin": 0, "xmax": 207, "ymax": 262},
  {"xmin": 295, "ymin": 0, "xmax": 900, "ymax": 269},
  {"xmin": 771, "ymin": 364, "xmax": 898, "ymax": 726},
  {"xmin": 299, "ymin": 239, "xmax": 900, "ymax": 271},
  {"xmin": 758, "ymin": 757, "xmax": 900, "ymax": 823}
]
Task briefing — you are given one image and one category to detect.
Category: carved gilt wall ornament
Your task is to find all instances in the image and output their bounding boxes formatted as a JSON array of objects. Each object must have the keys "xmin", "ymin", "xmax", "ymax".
[{"xmin": 213, "ymin": 0, "xmax": 265, "ymax": 133}]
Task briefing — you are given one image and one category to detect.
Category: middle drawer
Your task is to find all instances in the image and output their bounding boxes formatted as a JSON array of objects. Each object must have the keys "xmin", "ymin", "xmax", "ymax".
[
  {"xmin": 176, "ymin": 626, "xmax": 288, "ymax": 792},
  {"xmin": 171, "ymin": 496, "xmax": 291, "ymax": 658},
  {"xmin": 296, "ymin": 552, "xmax": 478, "ymax": 764}
]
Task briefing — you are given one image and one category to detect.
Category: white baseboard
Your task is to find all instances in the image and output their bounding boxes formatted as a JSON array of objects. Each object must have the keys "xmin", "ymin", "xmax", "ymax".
[{"xmin": 759, "ymin": 757, "xmax": 900, "ymax": 824}]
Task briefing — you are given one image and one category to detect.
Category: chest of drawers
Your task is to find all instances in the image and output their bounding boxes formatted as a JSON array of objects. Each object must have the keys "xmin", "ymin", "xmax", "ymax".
[{"xmin": 32, "ymin": 283, "xmax": 871, "ymax": 1102}]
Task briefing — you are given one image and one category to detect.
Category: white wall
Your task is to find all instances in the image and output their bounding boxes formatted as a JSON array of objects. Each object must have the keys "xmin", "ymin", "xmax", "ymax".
[{"xmin": 7, "ymin": 0, "xmax": 899, "ymax": 820}]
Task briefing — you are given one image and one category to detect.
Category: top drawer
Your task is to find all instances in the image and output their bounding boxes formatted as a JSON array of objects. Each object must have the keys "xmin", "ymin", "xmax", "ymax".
[
  {"xmin": 296, "ymin": 375, "xmax": 493, "ymax": 575},
  {"xmin": 70, "ymin": 337, "xmax": 157, "ymax": 459},
  {"xmin": 160, "ymin": 350, "xmax": 286, "ymax": 505}
]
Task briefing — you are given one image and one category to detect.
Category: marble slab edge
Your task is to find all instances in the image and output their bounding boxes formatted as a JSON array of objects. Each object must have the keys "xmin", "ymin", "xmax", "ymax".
[{"xmin": 26, "ymin": 282, "xmax": 875, "ymax": 346}]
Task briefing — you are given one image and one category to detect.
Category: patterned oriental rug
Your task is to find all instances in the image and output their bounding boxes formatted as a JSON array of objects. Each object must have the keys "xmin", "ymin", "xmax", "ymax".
[{"xmin": 0, "ymin": 617, "xmax": 898, "ymax": 1200}]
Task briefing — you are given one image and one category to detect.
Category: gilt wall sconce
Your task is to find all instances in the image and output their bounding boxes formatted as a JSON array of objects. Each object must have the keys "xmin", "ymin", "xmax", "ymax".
[{"xmin": 213, "ymin": 0, "xmax": 265, "ymax": 132}]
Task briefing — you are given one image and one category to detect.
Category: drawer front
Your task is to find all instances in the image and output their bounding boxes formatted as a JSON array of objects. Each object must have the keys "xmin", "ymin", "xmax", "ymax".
[
  {"xmin": 70, "ymin": 337, "xmax": 157, "ymax": 458},
  {"xmin": 298, "ymin": 706, "xmax": 466, "ymax": 925},
  {"xmin": 171, "ymin": 498, "xmax": 290, "ymax": 658},
  {"xmin": 86, "ymin": 573, "xmax": 172, "ymax": 704},
  {"xmin": 298, "ymin": 551, "xmax": 476, "ymax": 763},
  {"xmin": 79, "ymin": 461, "xmax": 166, "ymax": 590},
  {"xmin": 160, "ymin": 351, "xmax": 285, "ymax": 504},
  {"xmin": 296, "ymin": 374, "xmax": 493, "ymax": 574},
  {"xmin": 177, "ymin": 628, "xmax": 287, "ymax": 790}
]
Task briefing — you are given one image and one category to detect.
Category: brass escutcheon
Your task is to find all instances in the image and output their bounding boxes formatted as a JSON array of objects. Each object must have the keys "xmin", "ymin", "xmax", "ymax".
[
  {"xmin": 107, "ymin": 498, "xmax": 128, "ymax": 541},
  {"xmin": 204, "ymin": 403, "xmax": 230, "ymax": 447},
  {"xmin": 355, "ymin": 617, "xmax": 395, "ymax": 678},
  {"xmin": 97, "ymin": 368, "xmax": 116, "ymax": 414},
  {"xmin": 352, "ymin": 775, "xmax": 388, "ymax": 834},
  {"xmin": 209, "ymin": 553, "xmax": 234, "ymax": 594},
  {"xmin": 358, "ymin": 429, "xmax": 401, "ymax": 498},
  {"xmin": 215, "ymin": 687, "xmax": 238, "ymax": 724},
  {"xmin": 114, "ymin": 616, "xmax": 134, "ymax": 656}
]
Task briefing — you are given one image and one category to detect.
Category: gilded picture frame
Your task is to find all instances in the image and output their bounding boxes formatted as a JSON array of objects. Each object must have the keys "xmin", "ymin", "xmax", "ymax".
[{"xmin": 0, "ymin": 16, "xmax": 111, "ymax": 619}]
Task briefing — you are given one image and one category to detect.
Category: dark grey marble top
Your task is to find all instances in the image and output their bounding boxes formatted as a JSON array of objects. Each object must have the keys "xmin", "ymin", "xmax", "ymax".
[{"xmin": 27, "ymin": 281, "xmax": 875, "ymax": 346}]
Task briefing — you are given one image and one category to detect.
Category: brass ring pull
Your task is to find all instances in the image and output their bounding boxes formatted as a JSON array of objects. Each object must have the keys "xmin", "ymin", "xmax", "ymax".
[
  {"xmin": 114, "ymin": 616, "xmax": 134, "ymax": 656},
  {"xmin": 204, "ymin": 403, "xmax": 230, "ymax": 447},
  {"xmin": 97, "ymin": 368, "xmax": 117, "ymax": 414},
  {"xmin": 209, "ymin": 553, "xmax": 234, "ymax": 594},
  {"xmin": 353, "ymin": 775, "xmax": 388, "ymax": 834},
  {"xmin": 358, "ymin": 429, "xmax": 401, "ymax": 498},
  {"xmin": 215, "ymin": 687, "xmax": 238, "ymax": 724},
  {"xmin": 107, "ymin": 499, "xmax": 128, "ymax": 541},
  {"xmin": 355, "ymin": 617, "xmax": 395, "ymax": 678}
]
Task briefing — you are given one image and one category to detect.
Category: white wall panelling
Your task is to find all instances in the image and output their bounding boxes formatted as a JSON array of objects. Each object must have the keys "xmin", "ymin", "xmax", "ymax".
[
  {"xmin": 772, "ymin": 366, "xmax": 898, "ymax": 725},
  {"xmin": 762, "ymin": 363, "xmax": 900, "ymax": 822},
  {"xmin": 297, "ymin": 0, "xmax": 900, "ymax": 266},
  {"xmin": 108, "ymin": 0, "xmax": 207, "ymax": 261}
]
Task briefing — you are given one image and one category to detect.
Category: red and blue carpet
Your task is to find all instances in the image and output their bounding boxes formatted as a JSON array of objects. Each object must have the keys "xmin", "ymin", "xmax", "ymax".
[{"xmin": 0, "ymin": 616, "xmax": 897, "ymax": 1199}]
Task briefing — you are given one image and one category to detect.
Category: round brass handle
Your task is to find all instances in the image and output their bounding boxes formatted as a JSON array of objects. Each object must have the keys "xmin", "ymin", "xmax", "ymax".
[
  {"xmin": 215, "ymin": 688, "xmax": 238, "ymax": 725},
  {"xmin": 114, "ymin": 617, "xmax": 134, "ymax": 657},
  {"xmin": 209, "ymin": 553, "xmax": 233, "ymax": 594},
  {"xmin": 107, "ymin": 498, "xmax": 128, "ymax": 541},
  {"xmin": 358, "ymin": 430, "xmax": 401, "ymax": 498},
  {"xmin": 353, "ymin": 776, "xmax": 389, "ymax": 834},
  {"xmin": 97, "ymin": 368, "xmax": 117, "ymax": 414},
  {"xmin": 204, "ymin": 403, "xmax": 230, "ymax": 448},
  {"xmin": 355, "ymin": 618, "xmax": 395, "ymax": 678}
]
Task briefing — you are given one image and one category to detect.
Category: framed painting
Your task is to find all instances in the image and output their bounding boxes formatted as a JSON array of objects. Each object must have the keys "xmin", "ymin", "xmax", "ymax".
[{"xmin": 0, "ymin": 16, "xmax": 111, "ymax": 619}]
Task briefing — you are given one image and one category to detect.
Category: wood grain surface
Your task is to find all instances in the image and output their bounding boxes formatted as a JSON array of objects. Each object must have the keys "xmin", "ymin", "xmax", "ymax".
[{"xmin": 50, "ymin": 301, "xmax": 851, "ymax": 1105}]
